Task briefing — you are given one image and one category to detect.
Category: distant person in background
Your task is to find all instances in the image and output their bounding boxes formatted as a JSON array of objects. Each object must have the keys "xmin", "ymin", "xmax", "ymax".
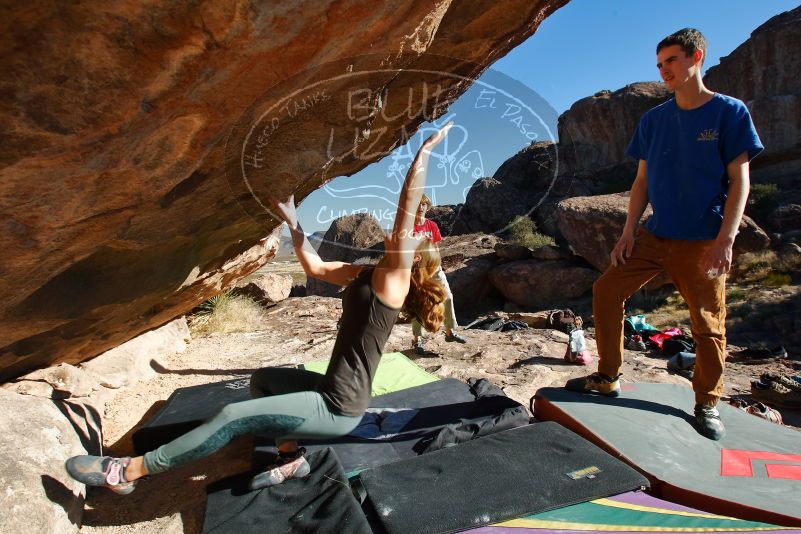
[
  {"xmin": 411, "ymin": 194, "xmax": 467, "ymax": 354},
  {"xmin": 565, "ymin": 28, "xmax": 763, "ymax": 440}
]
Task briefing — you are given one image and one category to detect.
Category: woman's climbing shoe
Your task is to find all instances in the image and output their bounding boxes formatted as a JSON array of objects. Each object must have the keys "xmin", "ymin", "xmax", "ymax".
[
  {"xmin": 250, "ymin": 448, "xmax": 311, "ymax": 490},
  {"xmin": 65, "ymin": 455, "xmax": 137, "ymax": 495}
]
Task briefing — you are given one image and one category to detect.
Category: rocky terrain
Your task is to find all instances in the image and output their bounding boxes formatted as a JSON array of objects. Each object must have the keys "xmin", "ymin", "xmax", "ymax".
[
  {"xmin": 3, "ymin": 4, "xmax": 801, "ymax": 533},
  {"xmin": 0, "ymin": 0, "xmax": 568, "ymax": 381},
  {"xmin": 53, "ymin": 294, "xmax": 798, "ymax": 533}
]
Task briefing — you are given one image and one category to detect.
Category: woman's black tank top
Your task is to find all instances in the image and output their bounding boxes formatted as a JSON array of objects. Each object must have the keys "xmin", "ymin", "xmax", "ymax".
[{"xmin": 317, "ymin": 268, "xmax": 401, "ymax": 416}]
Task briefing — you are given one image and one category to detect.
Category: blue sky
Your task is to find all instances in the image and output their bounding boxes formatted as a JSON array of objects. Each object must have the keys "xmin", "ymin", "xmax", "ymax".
[{"xmin": 296, "ymin": 0, "xmax": 798, "ymax": 232}]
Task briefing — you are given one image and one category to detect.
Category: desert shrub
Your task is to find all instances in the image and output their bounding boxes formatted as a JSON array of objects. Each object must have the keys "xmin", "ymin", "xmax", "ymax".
[
  {"xmin": 189, "ymin": 291, "xmax": 265, "ymax": 336},
  {"xmin": 732, "ymin": 249, "xmax": 800, "ymax": 286},
  {"xmin": 726, "ymin": 287, "xmax": 747, "ymax": 302},
  {"xmin": 748, "ymin": 183, "xmax": 780, "ymax": 221},
  {"xmin": 733, "ymin": 251, "xmax": 776, "ymax": 284},
  {"xmin": 507, "ymin": 215, "xmax": 555, "ymax": 249},
  {"xmin": 764, "ymin": 273, "xmax": 792, "ymax": 287},
  {"xmin": 628, "ymin": 287, "xmax": 672, "ymax": 313}
]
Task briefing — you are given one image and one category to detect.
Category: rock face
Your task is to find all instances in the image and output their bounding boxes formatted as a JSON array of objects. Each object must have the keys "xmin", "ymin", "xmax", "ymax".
[
  {"xmin": 768, "ymin": 204, "xmax": 801, "ymax": 232},
  {"xmin": 0, "ymin": 0, "xmax": 568, "ymax": 381},
  {"xmin": 495, "ymin": 243, "xmax": 533, "ymax": 262},
  {"xmin": 439, "ymin": 234, "xmax": 504, "ymax": 320},
  {"xmin": 0, "ymin": 389, "xmax": 92, "ymax": 534},
  {"xmin": 236, "ymin": 273, "xmax": 293, "ymax": 305},
  {"xmin": 452, "ymin": 177, "xmax": 537, "ymax": 234},
  {"xmin": 453, "ymin": 83, "xmax": 670, "ymax": 238},
  {"xmin": 557, "ymin": 83, "xmax": 672, "ymax": 180},
  {"xmin": 489, "ymin": 260, "xmax": 597, "ymax": 308},
  {"xmin": 555, "ymin": 193, "xmax": 770, "ymax": 273},
  {"xmin": 704, "ymin": 6, "xmax": 801, "ymax": 183},
  {"xmin": 0, "ymin": 317, "xmax": 190, "ymax": 530},
  {"xmin": 306, "ymin": 213, "xmax": 385, "ymax": 297},
  {"xmin": 555, "ymin": 193, "xmax": 649, "ymax": 272},
  {"xmin": 427, "ymin": 204, "xmax": 460, "ymax": 237}
]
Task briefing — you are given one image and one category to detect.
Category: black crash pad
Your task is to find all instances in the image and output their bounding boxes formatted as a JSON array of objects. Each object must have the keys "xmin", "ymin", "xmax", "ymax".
[
  {"xmin": 357, "ymin": 421, "xmax": 649, "ymax": 534},
  {"xmin": 253, "ymin": 378, "xmax": 518, "ymax": 474},
  {"xmin": 132, "ymin": 377, "xmax": 252, "ymax": 454},
  {"xmin": 203, "ymin": 447, "xmax": 370, "ymax": 534}
]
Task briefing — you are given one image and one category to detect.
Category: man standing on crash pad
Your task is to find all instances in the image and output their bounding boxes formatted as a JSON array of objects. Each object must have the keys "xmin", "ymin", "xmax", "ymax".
[{"xmin": 565, "ymin": 28, "xmax": 763, "ymax": 440}]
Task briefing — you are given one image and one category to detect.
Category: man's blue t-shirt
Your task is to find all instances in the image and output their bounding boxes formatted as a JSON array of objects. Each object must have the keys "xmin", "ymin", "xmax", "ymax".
[{"xmin": 626, "ymin": 93, "xmax": 763, "ymax": 240}]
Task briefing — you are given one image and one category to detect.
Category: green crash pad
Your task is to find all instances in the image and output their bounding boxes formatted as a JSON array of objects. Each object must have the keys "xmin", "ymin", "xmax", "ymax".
[{"xmin": 300, "ymin": 352, "xmax": 438, "ymax": 396}]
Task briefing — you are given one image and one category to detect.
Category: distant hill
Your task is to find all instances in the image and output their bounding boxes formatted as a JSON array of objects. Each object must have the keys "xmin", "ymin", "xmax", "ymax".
[{"xmin": 275, "ymin": 230, "xmax": 325, "ymax": 259}]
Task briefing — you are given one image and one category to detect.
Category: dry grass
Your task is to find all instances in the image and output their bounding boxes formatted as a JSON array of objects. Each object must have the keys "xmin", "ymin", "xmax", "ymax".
[
  {"xmin": 507, "ymin": 215, "xmax": 556, "ymax": 250},
  {"xmin": 733, "ymin": 250, "xmax": 801, "ymax": 287},
  {"xmin": 189, "ymin": 292, "xmax": 266, "ymax": 336}
]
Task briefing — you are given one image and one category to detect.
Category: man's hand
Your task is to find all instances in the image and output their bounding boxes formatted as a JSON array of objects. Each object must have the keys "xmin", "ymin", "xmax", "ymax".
[
  {"xmin": 610, "ymin": 228, "xmax": 636, "ymax": 267},
  {"xmin": 271, "ymin": 194, "xmax": 298, "ymax": 229},
  {"xmin": 700, "ymin": 237, "xmax": 734, "ymax": 278}
]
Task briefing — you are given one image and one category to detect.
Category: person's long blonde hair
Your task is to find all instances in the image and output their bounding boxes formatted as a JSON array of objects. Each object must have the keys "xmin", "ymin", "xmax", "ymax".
[{"xmin": 404, "ymin": 239, "xmax": 446, "ymax": 332}]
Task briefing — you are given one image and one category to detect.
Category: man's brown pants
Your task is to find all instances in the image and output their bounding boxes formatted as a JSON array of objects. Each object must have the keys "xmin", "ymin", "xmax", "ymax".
[{"xmin": 593, "ymin": 228, "xmax": 726, "ymax": 406}]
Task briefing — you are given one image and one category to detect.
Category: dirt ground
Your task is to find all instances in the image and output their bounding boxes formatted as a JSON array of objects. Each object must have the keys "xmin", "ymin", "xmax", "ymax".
[{"xmin": 78, "ymin": 294, "xmax": 801, "ymax": 534}]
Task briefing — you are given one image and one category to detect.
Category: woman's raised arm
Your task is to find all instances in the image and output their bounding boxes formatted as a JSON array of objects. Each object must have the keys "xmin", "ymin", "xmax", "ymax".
[
  {"xmin": 272, "ymin": 195, "xmax": 363, "ymax": 286},
  {"xmin": 390, "ymin": 122, "xmax": 453, "ymax": 244}
]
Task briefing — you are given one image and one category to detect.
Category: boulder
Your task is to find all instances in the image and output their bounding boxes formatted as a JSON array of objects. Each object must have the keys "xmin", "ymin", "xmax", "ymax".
[
  {"xmin": 557, "ymin": 83, "xmax": 671, "ymax": 179},
  {"xmin": 768, "ymin": 204, "xmax": 801, "ymax": 232},
  {"xmin": 488, "ymin": 260, "xmax": 597, "ymax": 309},
  {"xmin": 735, "ymin": 217, "xmax": 772, "ymax": 252},
  {"xmin": 307, "ymin": 213, "xmax": 384, "ymax": 297},
  {"xmin": 236, "ymin": 273, "xmax": 293, "ymax": 305},
  {"xmin": 556, "ymin": 193, "xmax": 770, "ymax": 273},
  {"xmin": 6, "ymin": 363, "xmax": 95, "ymax": 400},
  {"xmin": 78, "ymin": 317, "xmax": 190, "ymax": 390},
  {"xmin": 454, "ymin": 83, "xmax": 670, "ymax": 240},
  {"xmin": 531, "ymin": 244, "xmax": 573, "ymax": 261},
  {"xmin": 315, "ymin": 213, "xmax": 385, "ymax": 264},
  {"xmin": 439, "ymin": 234, "xmax": 503, "ymax": 321},
  {"xmin": 0, "ymin": 389, "xmax": 96, "ymax": 534},
  {"xmin": 0, "ymin": 0, "xmax": 568, "ymax": 381},
  {"xmin": 5, "ymin": 317, "xmax": 190, "ymax": 395},
  {"xmin": 426, "ymin": 204, "xmax": 460, "ymax": 237},
  {"xmin": 704, "ymin": 6, "xmax": 801, "ymax": 183},
  {"xmin": 494, "ymin": 242, "xmax": 533, "ymax": 262},
  {"xmin": 493, "ymin": 141, "xmax": 560, "ymax": 192},
  {"xmin": 555, "ymin": 193, "xmax": 647, "ymax": 272},
  {"xmin": 451, "ymin": 177, "xmax": 533, "ymax": 235}
]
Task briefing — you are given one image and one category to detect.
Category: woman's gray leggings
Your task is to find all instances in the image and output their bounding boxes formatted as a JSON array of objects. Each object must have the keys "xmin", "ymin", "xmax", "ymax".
[{"xmin": 143, "ymin": 367, "xmax": 361, "ymax": 474}]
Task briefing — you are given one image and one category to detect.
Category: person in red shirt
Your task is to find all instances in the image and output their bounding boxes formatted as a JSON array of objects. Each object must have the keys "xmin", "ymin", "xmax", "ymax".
[{"xmin": 411, "ymin": 194, "xmax": 467, "ymax": 353}]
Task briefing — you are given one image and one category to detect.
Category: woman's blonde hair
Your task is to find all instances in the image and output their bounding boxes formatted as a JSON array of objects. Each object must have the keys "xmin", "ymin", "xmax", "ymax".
[{"xmin": 404, "ymin": 238, "xmax": 446, "ymax": 332}]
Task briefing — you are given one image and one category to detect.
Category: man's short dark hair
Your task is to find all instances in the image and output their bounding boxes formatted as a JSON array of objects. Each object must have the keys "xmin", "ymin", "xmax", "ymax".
[{"xmin": 657, "ymin": 28, "xmax": 707, "ymax": 65}]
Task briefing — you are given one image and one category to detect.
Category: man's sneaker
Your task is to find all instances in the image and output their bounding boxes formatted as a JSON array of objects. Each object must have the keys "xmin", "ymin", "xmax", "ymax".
[
  {"xmin": 412, "ymin": 338, "xmax": 426, "ymax": 355},
  {"xmin": 761, "ymin": 372, "xmax": 801, "ymax": 392},
  {"xmin": 751, "ymin": 379, "xmax": 801, "ymax": 408},
  {"xmin": 626, "ymin": 335, "xmax": 647, "ymax": 351},
  {"xmin": 250, "ymin": 449, "xmax": 311, "ymax": 490},
  {"xmin": 694, "ymin": 404, "xmax": 725, "ymax": 440},
  {"xmin": 445, "ymin": 332, "xmax": 467, "ymax": 344},
  {"xmin": 564, "ymin": 373, "xmax": 621, "ymax": 397},
  {"xmin": 727, "ymin": 398, "xmax": 783, "ymax": 424},
  {"xmin": 65, "ymin": 455, "xmax": 137, "ymax": 495}
]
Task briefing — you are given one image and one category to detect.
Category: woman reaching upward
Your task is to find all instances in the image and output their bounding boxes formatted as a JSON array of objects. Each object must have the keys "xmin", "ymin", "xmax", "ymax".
[{"xmin": 65, "ymin": 122, "xmax": 453, "ymax": 493}]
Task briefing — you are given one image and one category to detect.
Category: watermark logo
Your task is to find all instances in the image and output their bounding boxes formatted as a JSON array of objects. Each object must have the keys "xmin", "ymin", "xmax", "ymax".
[{"xmin": 224, "ymin": 55, "xmax": 559, "ymax": 255}]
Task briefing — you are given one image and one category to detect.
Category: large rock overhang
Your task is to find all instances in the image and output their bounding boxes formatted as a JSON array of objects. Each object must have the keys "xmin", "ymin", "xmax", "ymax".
[{"xmin": 0, "ymin": 0, "xmax": 568, "ymax": 381}]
